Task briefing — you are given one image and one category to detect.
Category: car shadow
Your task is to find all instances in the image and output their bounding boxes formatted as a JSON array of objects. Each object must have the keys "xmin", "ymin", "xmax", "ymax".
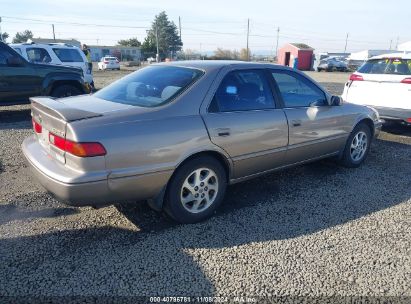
[
  {"xmin": 1, "ymin": 137, "xmax": 410, "ymax": 297},
  {"xmin": 0, "ymin": 203, "xmax": 79, "ymax": 226},
  {"xmin": 0, "ymin": 108, "xmax": 31, "ymax": 124},
  {"xmin": 382, "ymin": 123, "xmax": 411, "ymax": 137}
]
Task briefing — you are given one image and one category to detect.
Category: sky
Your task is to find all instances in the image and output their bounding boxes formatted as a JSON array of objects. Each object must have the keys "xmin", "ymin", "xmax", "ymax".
[{"xmin": 1, "ymin": 0, "xmax": 410, "ymax": 55}]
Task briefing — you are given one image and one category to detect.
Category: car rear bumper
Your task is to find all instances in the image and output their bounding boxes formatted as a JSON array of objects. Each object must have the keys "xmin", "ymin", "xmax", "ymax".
[
  {"xmin": 22, "ymin": 135, "xmax": 173, "ymax": 207},
  {"xmin": 373, "ymin": 106, "xmax": 411, "ymax": 124}
]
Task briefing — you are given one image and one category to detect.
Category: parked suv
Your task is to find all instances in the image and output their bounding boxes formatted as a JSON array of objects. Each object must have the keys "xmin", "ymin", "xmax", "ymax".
[
  {"xmin": 317, "ymin": 57, "xmax": 348, "ymax": 72},
  {"xmin": 0, "ymin": 42, "xmax": 90, "ymax": 104},
  {"xmin": 342, "ymin": 53, "xmax": 411, "ymax": 125},
  {"xmin": 11, "ymin": 42, "xmax": 94, "ymax": 88}
]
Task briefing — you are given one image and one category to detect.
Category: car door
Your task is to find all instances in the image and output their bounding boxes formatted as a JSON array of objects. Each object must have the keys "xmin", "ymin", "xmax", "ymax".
[
  {"xmin": 202, "ymin": 68, "xmax": 288, "ymax": 179},
  {"xmin": 270, "ymin": 69, "xmax": 349, "ymax": 165},
  {"xmin": 0, "ymin": 45, "xmax": 41, "ymax": 103}
]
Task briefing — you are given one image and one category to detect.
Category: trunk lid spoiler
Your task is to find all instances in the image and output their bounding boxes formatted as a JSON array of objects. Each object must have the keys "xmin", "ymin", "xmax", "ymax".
[{"xmin": 30, "ymin": 97, "xmax": 102, "ymax": 122}]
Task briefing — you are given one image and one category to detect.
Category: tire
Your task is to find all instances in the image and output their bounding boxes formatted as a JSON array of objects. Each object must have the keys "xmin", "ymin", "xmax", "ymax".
[
  {"xmin": 340, "ymin": 123, "xmax": 372, "ymax": 168},
  {"xmin": 51, "ymin": 84, "xmax": 82, "ymax": 98},
  {"xmin": 317, "ymin": 68, "xmax": 322, "ymax": 72},
  {"xmin": 164, "ymin": 156, "xmax": 227, "ymax": 223}
]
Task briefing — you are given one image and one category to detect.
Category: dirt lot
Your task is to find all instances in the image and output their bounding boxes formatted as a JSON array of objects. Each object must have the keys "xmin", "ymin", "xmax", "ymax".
[{"xmin": 0, "ymin": 68, "xmax": 410, "ymax": 300}]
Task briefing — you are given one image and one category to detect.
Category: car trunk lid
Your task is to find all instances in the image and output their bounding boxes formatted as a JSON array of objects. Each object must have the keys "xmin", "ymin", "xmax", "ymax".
[{"xmin": 30, "ymin": 96, "xmax": 103, "ymax": 163}]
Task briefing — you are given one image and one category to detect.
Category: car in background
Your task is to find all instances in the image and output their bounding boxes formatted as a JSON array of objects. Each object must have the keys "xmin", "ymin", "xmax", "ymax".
[
  {"xmin": 0, "ymin": 42, "xmax": 90, "ymax": 104},
  {"xmin": 317, "ymin": 57, "xmax": 349, "ymax": 72},
  {"xmin": 11, "ymin": 42, "xmax": 94, "ymax": 88},
  {"xmin": 342, "ymin": 53, "xmax": 411, "ymax": 125},
  {"xmin": 22, "ymin": 61, "xmax": 381, "ymax": 224},
  {"xmin": 98, "ymin": 56, "xmax": 120, "ymax": 70}
]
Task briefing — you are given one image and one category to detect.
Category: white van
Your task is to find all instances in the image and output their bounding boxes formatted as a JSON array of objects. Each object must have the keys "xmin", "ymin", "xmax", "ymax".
[{"xmin": 11, "ymin": 42, "xmax": 94, "ymax": 88}]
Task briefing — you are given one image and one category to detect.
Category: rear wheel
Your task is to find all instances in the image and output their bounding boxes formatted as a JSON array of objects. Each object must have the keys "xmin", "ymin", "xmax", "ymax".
[
  {"xmin": 340, "ymin": 123, "xmax": 371, "ymax": 168},
  {"xmin": 164, "ymin": 156, "xmax": 227, "ymax": 223},
  {"xmin": 51, "ymin": 84, "xmax": 82, "ymax": 98}
]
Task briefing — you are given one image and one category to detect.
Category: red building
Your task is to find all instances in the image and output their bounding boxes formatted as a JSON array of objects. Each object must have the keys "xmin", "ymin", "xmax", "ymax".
[{"xmin": 277, "ymin": 43, "xmax": 315, "ymax": 71}]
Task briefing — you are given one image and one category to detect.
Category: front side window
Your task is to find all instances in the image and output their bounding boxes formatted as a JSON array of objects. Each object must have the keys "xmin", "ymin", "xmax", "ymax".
[
  {"xmin": 26, "ymin": 48, "xmax": 52, "ymax": 63},
  {"xmin": 13, "ymin": 47, "xmax": 22, "ymax": 55},
  {"xmin": 210, "ymin": 70, "xmax": 275, "ymax": 112},
  {"xmin": 0, "ymin": 48, "xmax": 13, "ymax": 65},
  {"xmin": 53, "ymin": 48, "xmax": 84, "ymax": 62},
  {"xmin": 94, "ymin": 66, "xmax": 203, "ymax": 107},
  {"xmin": 271, "ymin": 71, "xmax": 327, "ymax": 107},
  {"xmin": 358, "ymin": 58, "xmax": 411, "ymax": 75}
]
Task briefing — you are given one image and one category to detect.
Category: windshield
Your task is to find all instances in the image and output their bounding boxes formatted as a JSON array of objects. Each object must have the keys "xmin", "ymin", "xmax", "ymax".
[
  {"xmin": 358, "ymin": 58, "xmax": 411, "ymax": 75},
  {"xmin": 94, "ymin": 65, "xmax": 204, "ymax": 107},
  {"xmin": 53, "ymin": 48, "xmax": 84, "ymax": 62}
]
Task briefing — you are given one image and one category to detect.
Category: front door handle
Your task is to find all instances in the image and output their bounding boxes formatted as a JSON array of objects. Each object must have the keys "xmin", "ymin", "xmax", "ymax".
[
  {"xmin": 217, "ymin": 128, "xmax": 230, "ymax": 137},
  {"xmin": 291, "ymin": 120, "xmax": 302, "ymax": 127}
]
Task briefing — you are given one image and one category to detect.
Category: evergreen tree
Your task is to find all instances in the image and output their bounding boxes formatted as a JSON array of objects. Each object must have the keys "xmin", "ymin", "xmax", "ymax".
[{"xmin": 141, "ymin": 11, "xmax": 182, "ymax": 60}]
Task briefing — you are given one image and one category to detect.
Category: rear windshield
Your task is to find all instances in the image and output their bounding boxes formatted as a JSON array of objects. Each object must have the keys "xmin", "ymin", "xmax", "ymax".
[
  {"xmin": 53, "ymin": 48, "xmax": 84, "ymax": 62},
  {"xmin": 105, "ymin": 57, "xmax": 117, "ymax": 60},
  {"xmin": 94, "ymin": 66, "xmax": 204, "ymax": 107},
  {"xmin": 358, "ymin": 58, "xmax": 411, "ymax": 75}
]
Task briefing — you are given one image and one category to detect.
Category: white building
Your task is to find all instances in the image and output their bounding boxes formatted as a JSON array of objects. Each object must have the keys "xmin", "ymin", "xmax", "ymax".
[
  {"xmin": 348, "ymin": 49, "xmax": 398, "ymax": 61},
  {"xmin": 398, "ymin": 41, "xmax": 411, "ymax": 52}
]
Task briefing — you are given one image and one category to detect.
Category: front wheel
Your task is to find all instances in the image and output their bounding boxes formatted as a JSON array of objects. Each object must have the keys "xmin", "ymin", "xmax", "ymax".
[
  {"xmin": 164, "ymin": 156, "xmax": 227, "ymax": 223},
  {"xmin": 340, "ymin": 123, "xmax": 372, "ymax": 168}
]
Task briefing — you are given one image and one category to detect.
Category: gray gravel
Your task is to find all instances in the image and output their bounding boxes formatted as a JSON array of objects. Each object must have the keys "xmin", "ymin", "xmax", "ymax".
[{"xmin": 0, "ymin": 72, "xmax": 410, "ymax": 299}]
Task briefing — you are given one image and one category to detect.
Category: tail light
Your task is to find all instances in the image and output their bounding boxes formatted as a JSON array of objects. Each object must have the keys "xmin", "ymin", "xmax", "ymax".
[
  {"xmin": 401, "ymin": 78, "xmax": 411, "ymax": 84},
  {"xmin": 407, "ymin": 118, "xmax": 411, "ymax": 123},
  {"xmin": 104, "ymin": 60, "xmax": 109, "ymax": 64},
  {"xmin": 49, "ymin": 133, "xmax": 106, "ymax": 157},
  {"xmin": 32, "ymin": 118, "xmax": 42, "ymax": 133},
  {"xmin": 115, "ymin": 59, "xmax": 119, "ymax": 63},
  {"xmin": 349, "ymin": 74, "xmax": 364, "ymax": 81}
]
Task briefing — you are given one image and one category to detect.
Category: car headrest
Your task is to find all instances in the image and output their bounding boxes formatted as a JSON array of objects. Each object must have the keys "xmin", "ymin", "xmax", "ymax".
[{"xmin": 161, "ymin": 86, "xmax": 181, "ymax": 100}]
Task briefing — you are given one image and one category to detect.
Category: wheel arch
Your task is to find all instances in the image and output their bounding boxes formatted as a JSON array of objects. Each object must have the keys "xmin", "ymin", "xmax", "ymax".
[{"xmin": 147, "ymin": 150, "xmax": 232, "ymax": 212}]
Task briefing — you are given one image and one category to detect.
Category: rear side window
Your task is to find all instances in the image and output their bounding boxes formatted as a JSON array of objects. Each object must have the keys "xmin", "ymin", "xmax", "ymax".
[
  {"xmin": 359, "ymin": 58, "xmax": 411, "ymax": 75},
  {"xmin": 26, "ymin": 48, "xmax": 52, "ymax": 63},
  {"xmin": 53, "ymin": 48, "xmax": 84, "ymax": 62},
  {"xmin": 271, "ymin": 71, "xmax": 327, "ymax": 107},
  {"xmin": 210, "ymin": 70, "xmax": 275, "ymax": 112}
]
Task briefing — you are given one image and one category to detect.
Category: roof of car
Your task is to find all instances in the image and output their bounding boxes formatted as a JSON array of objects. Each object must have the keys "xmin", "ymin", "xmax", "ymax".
[
  {"xmin": 154, "ymin": 60, "xmax": 281, "ymax": 72},
  {"xmin": 10, "ymin": 43, "xmax": 79, "ymax": 49},
  {"xmin": 370, "ymin": 52, "xmax": 411, "ymax": 60}
]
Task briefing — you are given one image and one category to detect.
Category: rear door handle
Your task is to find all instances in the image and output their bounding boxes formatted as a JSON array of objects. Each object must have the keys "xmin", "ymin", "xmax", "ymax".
[
  {"xmin": 291, "ymin": 120, "xmax": 302, "ymax": 127},
  {"xmin": 217, "ymin": 128, "xmax": 230, "ymax": 137}
]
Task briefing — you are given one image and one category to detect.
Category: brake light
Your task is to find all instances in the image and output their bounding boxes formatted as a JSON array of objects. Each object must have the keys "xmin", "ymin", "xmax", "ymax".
[
  {"xmin": 104, "ymin": 60, "xmax": 109, "ymax": 64},
  {"xmin": 32, "ymin": 118, "xmax": 42, "ymax": 133},
  {"xmin": 407, "ymin": 118, "xmax": 411, "ymax": 123},
  {"xmin": 49, "ymin": 133, "xmax": 106, "ymax": 157},
  {"xmin": 401, "ymin": 78, "xmax": 411, "ymax": 84},
  {"xmin": 349, "ymin": 74, "xmax": 364, "ymax": 81}
]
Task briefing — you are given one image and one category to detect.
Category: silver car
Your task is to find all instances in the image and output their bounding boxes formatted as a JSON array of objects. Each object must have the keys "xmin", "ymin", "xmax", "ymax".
[{"xmin": 22, "ymin": 61, "xmax": 382, "ymax": 223}]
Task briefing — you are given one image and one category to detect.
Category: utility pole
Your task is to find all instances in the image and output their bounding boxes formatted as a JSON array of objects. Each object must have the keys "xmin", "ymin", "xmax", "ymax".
[
  {"xmin": 396, "ymin": 36, "xmax": 399, "ymax": 50},
  {"xmin": 52, "ymin": 24, "xmax": 56, "ymax": 41},
  {"xmin": 246, "ymin": 18, "xmax": 250, "ymax": 61},
  {"xmin": 0, "ymin": 17, "xmax": 3, "ymax": 42},
  {"xmin": 389, "ymin": 39, "xmax": 392, "ymax": 50},
  {"xmin": 344, "ymin": 33, "xmax": 349, "ymax": 53},
  {"xmin": 275, "ymin": 27, "xmax": 280, "ymax": 60},
  {"xmin": 178, "ymin": 16, "xmax": 182, "ymax": 40},
  {"xmin": 155, "ymin": 22, "xmax": 160, "ymax": 62}
]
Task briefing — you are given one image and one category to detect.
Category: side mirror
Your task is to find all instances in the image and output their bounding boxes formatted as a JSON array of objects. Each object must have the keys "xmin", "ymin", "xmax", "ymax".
[
  {"xmin": 331, "ymin": 96, "xmax": 342, "ymax": 106},
  {"xmin": 7, "ymin": 56, "xmax": 24, "ymax": 67}
]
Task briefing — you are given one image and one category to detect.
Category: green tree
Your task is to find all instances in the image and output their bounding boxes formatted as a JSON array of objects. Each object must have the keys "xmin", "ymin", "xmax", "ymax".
[
  {"xmin": 117, "ymin": 37, "xmax": 141, "ymax": 47},
  {"xmin": 0, "ymin": 32, "xmax": 9, "ymax": 42},
  {"xmin": 141, "ymin": 11, "xmax": 182, "ymax": 60},
  {"xmin": 12, "ymin": 30, "xmax": 33, "ymax": 43}
]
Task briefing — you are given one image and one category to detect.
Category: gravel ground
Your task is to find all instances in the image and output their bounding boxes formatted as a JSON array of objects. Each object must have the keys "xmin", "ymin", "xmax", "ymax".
[{"xmin": 0, "ymin": 70, "xmax": 410, "ymax": 300}]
